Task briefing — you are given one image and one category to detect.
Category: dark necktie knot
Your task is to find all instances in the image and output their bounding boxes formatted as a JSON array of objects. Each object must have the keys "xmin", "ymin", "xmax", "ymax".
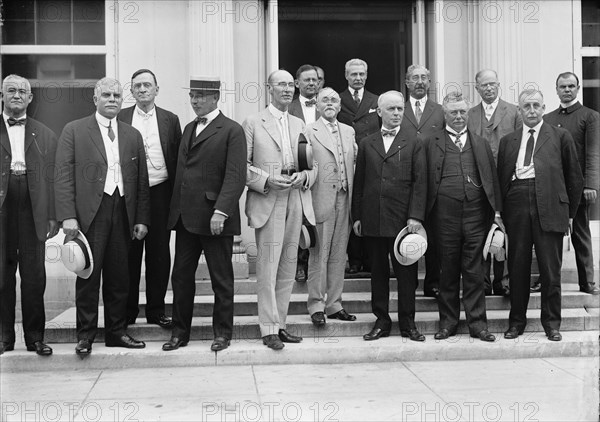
[
  {"xmin": 7, "ymin": 117, "xmax": 26, "ymax": 127},
  {"xmin": 447, "ymin": 130, "xmax": 466, "ymax": 138},
  {"xmin": 304, "ymin": 99, "xmax": 317, "ymax": 107},
  {"xmin": 381, "ymin": 129, "xmax": 396, "ymax": 137},
  {"xmin": 107, "ymin": 121, "xmax": 115, "ymax": 142},
  {"xmin": 196, "ymin": 116, "xmax": 208, "ymax": 125}
]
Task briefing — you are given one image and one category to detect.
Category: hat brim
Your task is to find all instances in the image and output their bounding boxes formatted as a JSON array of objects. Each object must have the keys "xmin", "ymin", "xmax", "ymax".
[
  {"xmin": 298, "ymin": 133, "xmax": 313, "ymax": 171},
  {"xmin": 299, "ymin": 224, "xmax": 316, "ymax": 250},
  {"xmin": 483, "ymin": 223, "xmax": 500, "ymax": 259},
  {"xmin": 61, "ymin": 230, "xmax": 94, "ymax": 279},
  {"xmin": 393, "ymin": 226, "xmax": 428, "ymax": 266}
]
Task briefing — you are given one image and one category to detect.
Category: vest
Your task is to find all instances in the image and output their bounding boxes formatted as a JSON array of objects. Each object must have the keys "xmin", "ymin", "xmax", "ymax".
[{"xmin": 439, "ymin": 134, "xmax": 485, "ymax": 202}]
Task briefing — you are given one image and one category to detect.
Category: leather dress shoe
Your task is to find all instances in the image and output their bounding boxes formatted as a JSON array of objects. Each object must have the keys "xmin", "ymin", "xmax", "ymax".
[
  {"xmin": 162, "ymin": 337, "xmax": 188, "ymax": 351},
  {"xmin": 328, "ymin": 309, "xmax": 357, "ymax": 321},
  {"xmin": 471, "ymin": 329, "xmax": 496, "ymax": 342},
  {"xmin": 546, "ymin": 329, "xmax": 562, "ymax": 341},
  {"xmin": 424, "ymin": 287, "xmax": 440, "ymax": 298},
  {"xmin": 580, "ymin": 284, "xmax": 600, "ymax": 295},
  {"xmin": 295, "ymin": 268, "xmax": 307, "ymax": 282},
  {"xmin": 503, "ymin": 326, "xmax": 524, "ymax": 339},
  {"xmin": 105, "ymin": 334, "xmax": 146, "ymax": 349},
  {"xmin": 434, "ymin": 328, "xmax": 456, "ymax": 340},
  {"xmin": 75, "ymin": 339, "xmax": 92, "ymax": 356},
  {"xmin": 530, "ymin": 281, "xmax": 541, "ymax": 293},
  {"xmin": 363, "ymin": 327, "xmax": 390, "ymax": 341},
  {"xmin": 400, "ymin": 328, "xmax": 425, "ymax": 342},
  {"xmin": 146, "ymin": 314, "xmax": 173, "ymax": 329},
  {"xmin": 278, "ymin": 329, "xmax": 302, "ymax": 343},
  {"xmin": 263, "ymin": 334, "xmax": 284, "ymax": 350},
  {"xmin": 210, "ymin": 336, "xmax": 230, "ymax": 351},
  {"xmin": 26, "ymin": 341, "xmax": 53, "ymax": 356},
  {"xmin": 0, "ymin": 342, "xmax": 15, "ymax": 355},
  {"xmin": 311, "ymin": 311, "xmax": 326, "ymax": 327},
  {"xmin": 346, "ymin": 265, "xmax": 360, "ymax": 274}
]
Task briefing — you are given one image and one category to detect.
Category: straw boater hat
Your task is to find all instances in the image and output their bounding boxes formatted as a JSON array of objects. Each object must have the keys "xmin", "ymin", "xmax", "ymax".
[
  {"xmin": 60, "ymin": 231, "xmax": 94, "ymax": 279},
  {"xmin": 393, "ymin": 226, "xmax": 428, "ymax": 266},
  {"xmin": 297, "ymin": 132, "xmax": 314, "ymax": 171},
  {"xmin": 483, "ymin": 223, "xmax": 506, "ymax": 261},
  {"xmin": 299, "ymin": 224, "xmax": 316, "ymax": 250},
  {"xmin": 185, "ymin": 76, "xmax": 221, "ymax": 91}
]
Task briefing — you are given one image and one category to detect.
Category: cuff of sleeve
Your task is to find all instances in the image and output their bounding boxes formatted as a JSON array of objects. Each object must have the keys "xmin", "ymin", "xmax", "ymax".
[{"xmin": 214, "ymin": 210, "xmax": 229, "ymax": 218}]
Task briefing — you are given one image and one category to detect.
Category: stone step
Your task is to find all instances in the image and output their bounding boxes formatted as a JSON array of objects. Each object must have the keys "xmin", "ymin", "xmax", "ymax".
[
  {"xmin": 132, "ymin": 284, "xmax": 598, "ymax": 318},
  {"xmin": 2, "ymin": 331, "xmax": 597, "ymax": 373},
  {"xmin": 45, "ymin": 307, "xmax": 598, "ymax": 343}
]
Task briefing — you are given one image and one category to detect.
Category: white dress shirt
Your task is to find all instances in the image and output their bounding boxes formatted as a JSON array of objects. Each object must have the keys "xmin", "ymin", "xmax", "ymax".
[
  {"xmin": 131, "ymin": 105, "xmax": 168, "ymax": 187},
  {"xmin": 195, "ymin": 108, "xmax": 221, "ymax": 137},
  {"xmin": 409, "ymin": 95, "xmax": 428, "ymax": 113},
  {"xmin": 96, "ymin": 112, "xmax": 124, "ymax": 196},
  {"xmin": 299, "ymin": 95, "xmax": 317, "ymax": 124},
  {"xmin": 516, "ymin": 120, "xmax": 544, "ymax": 179},
  {"xmin": 483, "ymin": 97, "xmax": 500, "ymax": 120},
  {"xmin": 381, "ymin": 125, "xmax": 399, "ymax": 153},
  {"xmin": 268, "ymin": 104, "xmax": 295, "ymax": 170},
  {"xmin": 3, "ymin": 113, "xmax": 27, "ymax": 171},
  {"xmin": 349, "ymin": 87, "xmax": 364, "ymax": 103}
]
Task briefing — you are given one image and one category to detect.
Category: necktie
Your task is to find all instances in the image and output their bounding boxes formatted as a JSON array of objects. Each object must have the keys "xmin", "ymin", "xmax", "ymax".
[
  {"xmin": 305, "ymin": 98, "xmax": 317, "ymax": 107},
  {"xmin": 485, "ymin": 104, "xmax": 493, "ymax": 121},
  {"xmin": 415, "ymin": 101, "xmax": 423, "ymax": 124},
  {"xmin": 196, "ymin": 116, "xmax": 208, "ymax": 125},
  {"xmin": 7, "ymin": 117, "xmax": 26, "ymax": 127},
  {"xmin": 447, "ymin": 130, "xmax": 465, "ymax": 151},
  {"xmin": 108, "ymin": 121, "xmax": 115, "ymax": 142},
  {"xmin": 524, "ymin": 129, "xmax": 535, "ymax": 166},
  {"xmin": 381, "ymin": 129, "xmax": 396, "ymax": 137},
  {"xmin": 353, "ymin": 90, "xmax": 360, "ymax": 106}
]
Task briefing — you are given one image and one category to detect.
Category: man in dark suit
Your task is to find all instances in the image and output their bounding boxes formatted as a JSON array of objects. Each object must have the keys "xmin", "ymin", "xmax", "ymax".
[
  {"xmin": 352, "ymin": 90, "xmax": 427, "ymax": 342},
  {"xmin": 163, "ymin": 77, "xmax": 246, "ymax": 352},
  {"xmin": 498, "ymin": 89, "xmax": 583, "ymax": 342},
  {"xmin": 118, "ymin": 69, "xmax": 182, "ymax": 328},
  {"xmin": 288, "ymin": 64, "xmax": 320, "ymax": 283},
  {"xmin": 338, "ymin": 58, "xmax": 379, "ymax": 275},
  {"xmin": 403, "ymin": 64, "xmax": 445, "ymax": 299},
  {"xmin": 468, "ymin": 69, "xmax": 523, "ymax": 297},
  {"xmin": 55, "ymin": 77, "xmax": 150, "ymax": 355},
  {"xmin": 425, "ymin": 92, "xmax": 501, "ymax": 342},
  {"xmin": 0, "ymin": 74, "xmax": 58, "ymax": 356},
  {"xmin": 545, "ymin": 72, "xmax": 599, "ymax": 295}
]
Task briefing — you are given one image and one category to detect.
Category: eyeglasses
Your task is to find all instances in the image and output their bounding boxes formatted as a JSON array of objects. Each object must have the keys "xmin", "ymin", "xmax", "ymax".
[{"xmin": 273, "ymin": 82, "xmax": 295, "ymax": 89}]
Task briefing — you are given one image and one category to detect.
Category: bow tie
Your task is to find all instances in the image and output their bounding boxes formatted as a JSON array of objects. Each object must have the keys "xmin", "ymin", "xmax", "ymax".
[
  {"xmin": 196, "ymin": 117, "xmax": 208, "ymax": 125},
  {"xmin": 447, "ymin": 130, "xmax": 466, "ymax": 138},
  {"xmin": 7, "ymin": 117, "xmax": 26, "ymax": 127},
  {"xmin": 304, "ymin": 99, "xmax": 317, "ymax": 107},
  {"xmin": 381, "ymin": 129, "xmax": 396, "ymax": 137}
]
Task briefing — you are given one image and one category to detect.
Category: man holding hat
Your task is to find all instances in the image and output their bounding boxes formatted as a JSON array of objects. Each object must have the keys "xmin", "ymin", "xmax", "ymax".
[
  {"xmin": 244, "ymin": 69, "xmax": 317, "ymax": 350},
  {"xmin": 55, "ymin": 77, "xmax": 150, "ymax": 355},
  {"xmin": 352, "ymin": 90, "xmax": 427, "ymax": 342},
  {"xmin": 163, "ymin": 76, "xmax": 246, "ymax": 352},
  {"xmin": 0, "ymin": 74, "xmax": 58, "ymax": 356},
  {"xmin": 424, "ymin": 92, "xmax": 503, "ymax": 342},
  {"xmin": 304, "ymin": 87, "xmax": 357, "ymax": 327}
]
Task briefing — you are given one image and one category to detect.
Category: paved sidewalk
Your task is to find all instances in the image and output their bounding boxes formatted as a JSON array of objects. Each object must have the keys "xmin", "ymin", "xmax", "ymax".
[{"xmin": 1, "ymin": 357, "xmax": 597, "ymax": 421}]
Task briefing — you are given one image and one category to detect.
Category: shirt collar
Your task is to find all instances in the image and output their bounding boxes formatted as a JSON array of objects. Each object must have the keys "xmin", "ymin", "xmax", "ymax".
[
  {"xmin": 349, "ymin": 87, "xmax": 364, "ymax": 97},
  {"xmin": 560, "ymin": 100, "xmax": 580, "ymax": 111},
  {"xmin": 95, "ymin": 112, "xmax": 116, "ymax": 128},
  {"xmin": 3, "ymin": 112, "xmax": 27, "ymax": 124},
  {"xmin": 268, "ymin": 103, "xmax": 287, "ymax": 120},
  {"xmin": 483, "ymin": 97, "xmax": 500, "ymax": 109},
  {"xmin": 321, "ymin": 117, "xmax": 338, "ymax": 127},
  {"xmin": 299, "ymin": 94, "xmax": 316, "ymax": 104},
  {"xmin": 410, "ymin": 95, "xmax": 427, "ymax": 108},
  {"xmin": 445, "ymin": 125, "xmax": 466, "ymax": 136},
  {"xmin": 381, "ymin": 125, "xmax": 400, "ymax": 135},
  {"xmin": 524, "ymin": 120, "xmax": 544, "ymax": 135},
  {"xmin": 135, "ymin": 104, "xmax": 155, "ymax": 117},
  {"xmin": 197, "ymin": 108, "xmax": 220, "ymax": 123}
]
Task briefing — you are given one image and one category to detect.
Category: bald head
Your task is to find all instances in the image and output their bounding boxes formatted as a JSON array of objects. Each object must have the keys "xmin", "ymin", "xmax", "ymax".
[{"xmin": 267, "ymin": 70, "xmax": 295, "ymax": 111}]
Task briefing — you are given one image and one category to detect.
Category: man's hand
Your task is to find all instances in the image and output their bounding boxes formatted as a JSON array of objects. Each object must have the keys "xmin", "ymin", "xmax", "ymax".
[
  {"xmin": 406, "ymin": 218, "xmax": 423, "ymax": 233},
  {"xmin": 210, "ymin": 213, "xmax": 227, "ymax": 236},
  {"xmin": 353, "ymin": 220, "xmax": 362, "ymax": 237},
  {"xmin": 584, "ymin": 188, "xmax": 597, "ymax": 203},
  {"xmin": 290, "ymin": 171, "xmax": 307, "ymax": 189},
  {"xmin": 47, "ymin": 219, "xmax": 59, "ymax": 239},
  {"xmin": 133, "ymin": 224, "xmax": 148, "ymax": 240},
  {"xmin": 267, "ymin": 175, "xmax": 292, "ymax": 191},
  {"xmin": 494, "ymin": 215, "xmax": 506, "ymax": 233},
  {"xmin": 62, "ymin": 218, "xmax": 79, "ymax": 242}
]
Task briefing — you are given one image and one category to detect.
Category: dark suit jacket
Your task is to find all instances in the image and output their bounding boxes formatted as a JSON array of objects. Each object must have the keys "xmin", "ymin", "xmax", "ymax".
[
  {"xmin": 0, "ymin": 118, "xmax": 57, "ymax": 241},
  {"xmin": 425, "ymin": 129, "xmax": 502, "ymax": 218},
  {"xmin": 403, "ymin": 98, "xmax": 445, "ymax": 143},
  {"xmin": 352, "ymin": 126, "xmax": 427, "ymax": 237},
  {"xmin": 497, "ymin": 122, "xmax": 583, "ymax": 233},
  {"xmin": 118, "ymin": 105, "xmax": 182, "ymax": 190},
  {"xmin": 168, "ymin": 112, "xmax": 247, "ymax": 236},
  {"xmin": 288, "ymin": 98, "xmax": 319, "ymax": 123},
  {"xmin": 55, "ymin": 115, "xmax": 150, "ymax": 233},
  {"xmin": 467, "ymin": 98, "xmax": 522, "ymax": 162},
  {"xmin": 338, "ymin": 88, "xmax": 380, "ymax": 143}
]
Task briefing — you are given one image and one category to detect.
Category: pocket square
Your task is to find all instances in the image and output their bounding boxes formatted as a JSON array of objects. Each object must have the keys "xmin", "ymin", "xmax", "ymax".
[
  {"xmin": 368, "ymin": 108, "xmax": 377, "ymax": 113},
  {"xmin": 131, "ymin": 157, "xmax": 137, "ymax": 160}
]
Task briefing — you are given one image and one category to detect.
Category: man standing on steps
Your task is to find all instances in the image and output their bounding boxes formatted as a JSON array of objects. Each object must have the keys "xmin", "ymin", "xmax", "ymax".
[
  {"xmin": 467, "ymin": 69, "xmax": 522, "ymax": 297},
  {"xmin": 0, "ymin": 74, "xmax": 58, "ymax": 356},
  {"xmin": 305, "ymin": 87, "xmax": 357, "ymax": 327},
  {"xmin": 352, "ymin": 91, "xmax": 427, "ymax": 342},
  {"xmin": 403, "ymin": 64, "xmax": 445, "ymax": 299},
  {"xmin": 118, "ymin": 69, "xmax": 182, "ymax": 329},
  {"xmin": 163, "ymin": 77, "xmax": 246, "ymax": 352},
  {"xmin": 55, "ymin": 77, "xmax": 150, "ymax": 356},
  {"xmin": 338, "ymin": 58, "xmax": 379, "ymax": 276},
  {"xmin": 498, "ymin": 89, "xmax": 583, "ymax": 342},
  {"xmin": 425, "ymin": 92, "xmax": 501, "ymax": 343},
  {"xmin": 288, "ymin": 64, "xmax": 320, "ymax": 284},
  {"xmin": 545, "ymin": 72, "xmax": 599, "ymax": 296},
  {"xmin": 244, "ymin": 70, "xmax": 317, "ymax": 350}
]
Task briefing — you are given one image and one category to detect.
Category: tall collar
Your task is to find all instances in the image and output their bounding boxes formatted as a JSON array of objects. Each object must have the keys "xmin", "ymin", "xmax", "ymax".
[
  {"xmin": 268, "ymin": 103, "xmax": 288, "ymax": 119},
  {"xmin": 95, "ymin": 112, "xmax": 116, "ymax": 127},
  {"xmin": 135, "ymin": 104, "xmax": 156, "ymax": 117},
  {"xmin": 196, "ymin": 108, "xmax": 220, "ymax": 122},
  {"xmin": 410, "ymin": 95, "xmax": 427, "ymax": 108},
  {"xmin": 349, "ymin": 87, "xmax": 364, "ymax": 97},
  {"xmin": 560, "ymin": 101, "xmax": 582, "ymax": 113}
]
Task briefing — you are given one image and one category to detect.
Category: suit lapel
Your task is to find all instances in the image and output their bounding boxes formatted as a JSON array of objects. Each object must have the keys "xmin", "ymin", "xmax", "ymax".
[
  {"xmin": 88, "ymin": 116, "xmax": 107, "ymax": 163},
  {"xmin": 313, "ymin": 119, "xmax": 336, "ymax": 155},
  {"xmin": 341, "ymin": 89, "xmax": 358, "ymax": 115},
  {"xmin": 0, "ymin": 119, "xmax": 11, "ymax": 155},
  {"xmin": 491, "ymin": 101, "xmax": 507, "ymax": 131},
  {"xmin": 355, "ymin": 91, "xmax": 372, "ymax": 119},
  {"xmin": 261, "ymin": 110, "xmax": 282, "ymax": 150},
  {"xmin": 155, "ymin": 107, "xmax": 169, "ymax": 156},
  {"xmin": 534, "ymin": 123, "xmax": 550, "ymax": 155},
  {"xmin": 369, "ymin": 134, "xmax": 387, "ymax": 159},
  {"xmin": 470, "ymin": 104, "xmax": 483, "ymax": 135},
  {"xmin": 24, "ymin": 120, "xmax": 36, "ymax": 154},
  {"xmin": 385, "ymin": 134, "xmax": 406, "ymax": 159},
  {"xmin": 191, "ymin": 112, "xmax": 222, "ymax": 149},
  {"xmin": 117, "ymin": 121, "xmax": 130, "ymax": 163},
  {"xmin": 404, "ymin": 102, "xmax": 418, "ymax": 128},
  {"xmin": 418, "ymin": 99, "xmax": 436, "ymax": 128}
]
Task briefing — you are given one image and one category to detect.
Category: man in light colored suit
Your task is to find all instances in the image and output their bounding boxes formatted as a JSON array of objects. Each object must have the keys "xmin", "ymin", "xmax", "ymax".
[
  {"xmin": 467, "ymin": 69, "xmax": 522, "ymax": 297},
  {"xmin": 305, "ymin": 87, "xmax": 357, "ymax": 326},
  {"xmin": 243, "ymin": 70, "xmax": 317, "ymax": 350}
]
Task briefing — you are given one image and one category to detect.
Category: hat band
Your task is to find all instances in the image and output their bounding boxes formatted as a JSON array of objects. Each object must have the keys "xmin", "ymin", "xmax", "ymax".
[
  {"xmin": 190, "ymin": 80, "xmax": 220, "ymax": 91},
  {"xmin": 71, "ymin": 237, "xmax": 91, "ymax": 270}
]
